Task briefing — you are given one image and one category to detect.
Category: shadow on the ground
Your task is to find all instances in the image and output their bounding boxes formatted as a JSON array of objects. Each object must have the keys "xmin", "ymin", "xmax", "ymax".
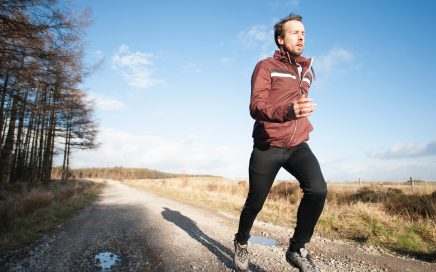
[{"xmin": 161, "ymin": 207, "xmax": 266, "ymax": 272}]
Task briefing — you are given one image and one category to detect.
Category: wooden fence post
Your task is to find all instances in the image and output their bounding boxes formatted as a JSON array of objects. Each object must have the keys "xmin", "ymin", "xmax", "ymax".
[{"xmin": 410, "ymin": 177, "xmax": 414, "ymax": 193}]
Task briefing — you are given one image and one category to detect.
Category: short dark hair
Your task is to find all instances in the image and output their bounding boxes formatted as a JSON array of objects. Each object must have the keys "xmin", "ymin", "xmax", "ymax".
[{"xmin": 274, "ymin": 13, "xmax": 303, "ymax": 48}]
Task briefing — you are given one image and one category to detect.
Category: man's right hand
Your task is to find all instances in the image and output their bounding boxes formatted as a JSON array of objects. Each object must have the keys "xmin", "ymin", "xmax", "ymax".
[{"xmin": 292, "ymin": 94, "xmax": 317, "ymax": 119}]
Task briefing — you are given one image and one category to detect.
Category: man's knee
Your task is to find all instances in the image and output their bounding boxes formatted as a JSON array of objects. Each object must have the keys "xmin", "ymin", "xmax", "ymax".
[
  {"xmin": 316, "ymin": 184, "xmax": 328, "ymax": 200},
  {"xmin": 305, "ymin": 181, "xmax": 327, "ymax": 200}
]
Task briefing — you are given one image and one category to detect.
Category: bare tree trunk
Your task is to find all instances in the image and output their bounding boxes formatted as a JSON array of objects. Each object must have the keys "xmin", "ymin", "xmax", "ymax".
[
  {"xmin": 62, "ymin": 120, "xmax": 70, "ymax": 181},
  {"xmin": 66, "ymin": 128, "xmax": 71, "ymax": 181},
  {"xmin": 0, "ymin": 94, "xmax": 17, "ymax": 184},
  {"xmin": 1, "ymin": 91, "xmax": 14, "ymax": 146},
  {"xmin": 42, "ymin": 87, "xmax": 55, "ymax": 183},
  {"xmin": 11, "ymin": 87, "xmax": 28, "ymax": 182},
  {"xmin": 23, "ymin": 111, "xmax": 34, "ymax": 165},
  {"xmin": 0, "ymin": 72, "xmax": 10, "ymax": 142},
  {"xmin": 36, "ymin": 85, "xmax": 48, "ymax": 182},
  {"xmin": 47, "ymin": 117, "xmax": 56, "ymax": 181},
  {"xmin": 29, "ymin": 92, "xmax": 42, "ymax": 183}
]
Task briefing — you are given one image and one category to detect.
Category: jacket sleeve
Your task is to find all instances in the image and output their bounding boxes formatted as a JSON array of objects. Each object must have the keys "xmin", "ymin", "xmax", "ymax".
[{"xmin": 249, "ymin": 62, "xmax": 291, "ymax": 123}]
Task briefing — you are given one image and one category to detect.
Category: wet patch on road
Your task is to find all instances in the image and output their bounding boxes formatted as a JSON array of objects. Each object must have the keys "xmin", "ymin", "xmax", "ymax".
[
  {"xmin": 94, "ymin": 252, "xmax": 120, "ymax": 271},
  {"xmin": 249, "ymin": 235, "xmax": 278, "ymax": 247}
]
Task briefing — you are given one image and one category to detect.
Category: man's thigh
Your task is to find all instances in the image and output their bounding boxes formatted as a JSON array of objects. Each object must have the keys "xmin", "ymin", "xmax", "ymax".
[{"xmin": 282, "ymin": 143, "xmax": 326, "ymax": 193}]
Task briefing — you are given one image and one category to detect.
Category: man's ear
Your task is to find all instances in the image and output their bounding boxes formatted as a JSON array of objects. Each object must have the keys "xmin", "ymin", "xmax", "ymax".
[{"xmin": 277, "ymin": 36, "xmax": 284, "ymax": 46}]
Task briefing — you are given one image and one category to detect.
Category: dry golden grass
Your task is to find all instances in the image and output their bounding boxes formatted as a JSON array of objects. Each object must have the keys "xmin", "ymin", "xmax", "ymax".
[
  {"xmin": 328, "ymin": 181, "xmax": 436, "ymax": 195},
  {"xmin": 0, "ymin": 180, "xmax": 103, "ymax": 251},
  {"xmin": 123, "ymin": 177, "xmax": 436, "ymax": 262}
]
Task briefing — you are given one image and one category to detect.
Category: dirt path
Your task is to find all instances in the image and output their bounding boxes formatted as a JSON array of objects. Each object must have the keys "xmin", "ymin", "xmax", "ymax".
[{"xmin": 2, "ymin": 180, "xmax": 434, "ymax": 271}]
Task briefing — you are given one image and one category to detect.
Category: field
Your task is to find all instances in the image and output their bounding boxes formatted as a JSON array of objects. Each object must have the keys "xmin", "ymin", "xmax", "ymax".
[{"xmin": 123, "ymin": 177, "xmax": 436, "ymax": 262}]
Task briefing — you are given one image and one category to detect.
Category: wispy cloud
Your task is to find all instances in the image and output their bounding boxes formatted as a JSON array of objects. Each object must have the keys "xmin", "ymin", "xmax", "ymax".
[
  {"xmin": 111, "ymin": 44, "xmax": 163, "ymax": 89},
  {"xmin": 315, "ymin": 48, "xmax": 354, "ymax": 80},
  {"xmin": 368, "ymin": 140, "xmax": 436, "ymax": 159},
  {"xmin": 269, "ymin": 0, "xmax": 300, "ymax": 8},
  {"xmin": 93, "ymin": 50, "xmax": 104, "ymax": 60},
  {"xmin": 239, "ymin": 25, "xmax": 274, "ymax": 56},
  {"xmin": 182, "ymin": 62, "xmax": 202, "ymax": 73},
  {"xmin": 87, "ymin": 93, "xmax": 125, "ymax": 111},
  {"xmin": 219, "ymin": 57, "xmax": 232, "ymax": 65}
]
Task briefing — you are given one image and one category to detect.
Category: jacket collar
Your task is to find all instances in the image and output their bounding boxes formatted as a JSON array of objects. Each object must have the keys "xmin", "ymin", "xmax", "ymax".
[{"xmin": 273, "ymin": 50, "xmax": 311, "ymax": 68}]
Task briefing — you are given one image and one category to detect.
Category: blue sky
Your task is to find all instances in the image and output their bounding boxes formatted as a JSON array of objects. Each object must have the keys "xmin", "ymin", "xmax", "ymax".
[{"xmin": 65, "ymin": 0, "xmax": 436, "ymax": 181}]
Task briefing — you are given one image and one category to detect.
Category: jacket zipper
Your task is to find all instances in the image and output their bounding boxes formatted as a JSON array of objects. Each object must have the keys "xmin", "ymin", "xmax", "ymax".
[{"xmin": 285, "ymin": 53, "xmax": 313, "ymax": 147}]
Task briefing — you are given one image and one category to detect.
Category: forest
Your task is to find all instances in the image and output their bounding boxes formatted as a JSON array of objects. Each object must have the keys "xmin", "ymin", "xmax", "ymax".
[{"xmin": 0, "ymin": 0, "xmax": 98, "ymax": 184}]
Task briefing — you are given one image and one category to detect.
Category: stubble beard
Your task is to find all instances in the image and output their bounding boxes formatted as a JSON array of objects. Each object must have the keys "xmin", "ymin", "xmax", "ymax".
[
  {"xmin": 283, "ymin": 45, "xmax": 303, "ymax": 58},
  {"xmin": 289, "ymin": 47, "xmax": 303, "ymax": 57}
]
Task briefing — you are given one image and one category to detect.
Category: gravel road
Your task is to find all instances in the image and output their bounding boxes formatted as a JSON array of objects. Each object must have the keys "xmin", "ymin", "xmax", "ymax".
[{"xmin": 1, "ymin": 180, "xmax": 434, "ymax": 272}]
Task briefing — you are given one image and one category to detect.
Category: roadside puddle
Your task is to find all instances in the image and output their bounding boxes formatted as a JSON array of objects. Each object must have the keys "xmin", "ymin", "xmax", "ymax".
[
  {"xmin": 249, "ymin": 235, "xmax": 277, "ymax": 247},
  {"xmin": 94, "ymin": 252, "xmax": 120, "ymax": 271}
]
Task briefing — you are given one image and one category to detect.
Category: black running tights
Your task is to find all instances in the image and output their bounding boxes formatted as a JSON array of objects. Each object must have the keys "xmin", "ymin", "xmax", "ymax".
[{"xmin": 235, "ymin": 142, "xmax": 327, "ymax": 251}]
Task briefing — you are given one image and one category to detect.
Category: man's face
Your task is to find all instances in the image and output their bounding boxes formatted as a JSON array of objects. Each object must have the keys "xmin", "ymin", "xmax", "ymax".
[{"xmin": 278, "ymin": 20, "xmax": 305, "ymax": 57}]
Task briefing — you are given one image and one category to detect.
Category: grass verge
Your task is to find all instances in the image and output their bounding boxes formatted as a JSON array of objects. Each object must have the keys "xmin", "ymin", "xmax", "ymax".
[
  {"xmin": 123, "ymin": 177, "xmax": 436, "ymax": 262},
  {"xmin": 0, "ymin": 179, "xmax": 103, "ymax": 252}
]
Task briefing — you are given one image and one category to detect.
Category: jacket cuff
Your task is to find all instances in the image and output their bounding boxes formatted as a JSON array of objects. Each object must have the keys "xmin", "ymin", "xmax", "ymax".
[{"xmin": 286, "ymin": 105, "xmax": 296, "ymax": 120}]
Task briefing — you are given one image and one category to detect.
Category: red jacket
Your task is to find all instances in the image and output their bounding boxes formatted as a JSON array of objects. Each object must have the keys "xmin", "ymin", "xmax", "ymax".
[{"xmin": 250, "ymin": 50, "xmax": 314, "ymax": 148}]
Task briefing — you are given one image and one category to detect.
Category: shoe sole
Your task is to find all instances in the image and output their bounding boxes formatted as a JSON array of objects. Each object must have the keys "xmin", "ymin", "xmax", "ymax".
[
  {"xmin": 235, "ymin": 267, "xmax": 249, "ymax": 272},
  {"xmin": 233, "ymin": 257, "xmax": 249, "ymax": 272},
  {"xmin": 286, "ymin": 254, "xmax": 304, "ymax": 272}
]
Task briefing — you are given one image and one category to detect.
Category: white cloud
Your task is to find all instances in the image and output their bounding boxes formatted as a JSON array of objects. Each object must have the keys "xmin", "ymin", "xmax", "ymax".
[
  {"xmin": 87, "ymin": 93, "xmax": 125, "ymax": 111},
  {"xmin": 93, "ymin": 50, "xmax": 104, "ymax": 59},
  {"xmin": 219, "ymin": 57, "xmax": 232, "ymax": 65},
  {"xmin": 368, "ymin": 140, "xmax": 436, "ymax": 159},
  {"xmin": 314, "ymin": 155, "xmax": 436, "ymax": 182},
  {"xmin": 269, "ymin": 0, "xmax": 300, "ymax": 8},
  {"xmin": 60, "ymin": 129, "xmax": 436, "ymax": 181},
  {"xmin": 64, "ymin": 128, "xmax": 246, "ymax": 178},
  {"xmin": 310, "ymin": 139, "xmax": 436, "ymax": 181},
  {"xmin": 182, "ymin": 62, "xmax": 202, "ymax": 73},
  {"xmin": 315, "ymin": 48, "xmax": 354, "ymax": 79},
  {"xmin": 240, "ymin": 25, "xmax": 270, "ymax": 44},
  {"xmin": 239, "ymin": 25, "xmax": 274, "ymax": 55},
  {"xmin": 112, "ymin": 44, "xmax": 163, "ymax": 89}
]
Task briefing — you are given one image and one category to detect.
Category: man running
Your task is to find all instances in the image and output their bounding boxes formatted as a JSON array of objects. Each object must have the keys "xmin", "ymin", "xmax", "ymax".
[{"xmin": 234, "ymin": 13, "xmax": 327, "ymax": 272}]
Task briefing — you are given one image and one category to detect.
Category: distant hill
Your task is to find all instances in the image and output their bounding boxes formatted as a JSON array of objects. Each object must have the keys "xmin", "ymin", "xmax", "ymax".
[{"xmin": 51, "ymin": 167, "xmax": 219, "ymax": 180}]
